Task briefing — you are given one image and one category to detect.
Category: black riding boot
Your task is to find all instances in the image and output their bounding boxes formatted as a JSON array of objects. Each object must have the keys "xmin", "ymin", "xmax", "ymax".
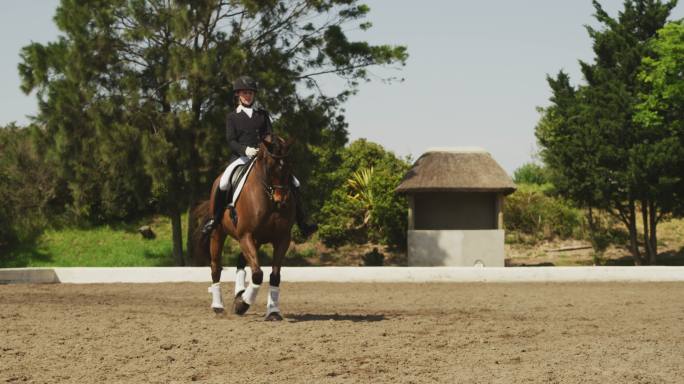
[
  {"xmin": 202, "ymin": 185, "xmax": 227, "ymax": 235},
  {"xmin": 293, "ymin": 186, "xmax": 317, "ymax": 238}
]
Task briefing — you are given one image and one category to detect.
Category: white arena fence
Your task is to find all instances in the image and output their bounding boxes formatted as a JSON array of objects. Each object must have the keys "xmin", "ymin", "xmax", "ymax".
[{"xmin": 1, "ymin": 266, "xmax": 684, "ymax": 284}]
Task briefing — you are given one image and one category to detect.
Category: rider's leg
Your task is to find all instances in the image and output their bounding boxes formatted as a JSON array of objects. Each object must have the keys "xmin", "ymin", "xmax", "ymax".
[
  {"xmin": 291, "ymin": 175, "xmax": 317, "ymax": 238},
  {"xmin": 202, "ymin": 184, "xmax": 228, "ymax": 235},
  {"xmin": 202, "ymin": 158, "xmax": 248, "ymax": 235}
]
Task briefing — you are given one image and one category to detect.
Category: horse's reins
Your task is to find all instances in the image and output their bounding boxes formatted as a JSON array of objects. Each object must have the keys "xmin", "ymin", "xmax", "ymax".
[{"xmin": 259, "ymin": 146, "xmax": 291, "ymax": 203}]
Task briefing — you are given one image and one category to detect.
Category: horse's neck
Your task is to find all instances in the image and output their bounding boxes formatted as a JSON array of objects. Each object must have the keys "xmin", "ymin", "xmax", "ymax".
[{"xmin": 245, "ymin": 158, "xmax": 269, "ymax": 203}]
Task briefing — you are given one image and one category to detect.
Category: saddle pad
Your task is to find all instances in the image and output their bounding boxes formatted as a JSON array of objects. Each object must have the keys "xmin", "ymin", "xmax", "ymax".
[{"xmin": 230, "ymin": 158, "xmax": 257, "ymax": 206}]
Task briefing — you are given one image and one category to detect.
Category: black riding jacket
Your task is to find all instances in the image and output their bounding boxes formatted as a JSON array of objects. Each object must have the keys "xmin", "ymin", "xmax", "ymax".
[{"xmin": 225, "ymin": 107, "xmax": 273, "ymax": 162}]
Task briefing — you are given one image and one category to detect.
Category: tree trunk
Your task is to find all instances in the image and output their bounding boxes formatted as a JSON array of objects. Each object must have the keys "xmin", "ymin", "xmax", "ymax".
[
  {"xmin": 587, "ymin": 206, "xmax": 602, "ymax": 265},
  {"xmin": 185, "ymin": 94, "xmax": 203, "ymax": 266},
  {"xmin": 627, "ymin": 199, "xmax": 642, "ymax": 265},
  {"xmin": 171, "ymin": 209, "xmax": 185, "ymax": 266},
  {"xmin": 649, "ymin": 200, "xmax": 658, "ymax": 264},
  {"xmin": 186, "ymin": 205, "xmax": 200, "ymax": 266},
  {"xmin": 641, "ymin": 200, "xmax": 653, "ymax": 265}
]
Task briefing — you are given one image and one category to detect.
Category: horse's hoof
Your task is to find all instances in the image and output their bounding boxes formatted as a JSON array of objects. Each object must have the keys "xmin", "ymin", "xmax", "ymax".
[
  {"xmin": 265, "ymin": 312, "xmax": 283, "ymax": 321},
  {"xmin": 212, "ymin": 307, "xmax": 225, "ymax": 314},
  {"xmin": 233, "ymin": 295, "xmax": 250, "ymax": 316}
]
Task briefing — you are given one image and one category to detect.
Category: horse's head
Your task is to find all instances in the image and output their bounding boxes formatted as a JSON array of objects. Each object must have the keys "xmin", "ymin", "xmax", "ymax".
[{"xmin": 258, "ymin": 134, "xmax": 294, "ymax": 206}]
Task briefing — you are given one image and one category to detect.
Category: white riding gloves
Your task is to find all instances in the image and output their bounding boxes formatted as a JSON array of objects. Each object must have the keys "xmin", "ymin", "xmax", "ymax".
[{"xmin": 245, "ymin": 146, "xmax": 259, "ymax": 158}]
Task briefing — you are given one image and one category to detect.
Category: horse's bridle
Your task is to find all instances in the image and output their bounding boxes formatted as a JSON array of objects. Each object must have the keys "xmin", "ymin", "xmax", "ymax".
[{"xmin": 260, "ymin": 146, "xmax": 291, "ymax": 204}]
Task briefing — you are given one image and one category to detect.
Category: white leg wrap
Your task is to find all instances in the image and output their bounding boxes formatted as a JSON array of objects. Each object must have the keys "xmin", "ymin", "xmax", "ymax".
[
  {"xmin": 243, "ymin": 283, "xmax": 260, "ymax": 305},
  {"xmin": 266, "ymin": 286, "xmax": 280, "ymax": 316},
  {"xmin": 234, "ymin": 269, "xmax": 246, "ymax": 296},
  {"xmin": 208, "ymin": 282, "xmax": 224, "ymax": 310}
]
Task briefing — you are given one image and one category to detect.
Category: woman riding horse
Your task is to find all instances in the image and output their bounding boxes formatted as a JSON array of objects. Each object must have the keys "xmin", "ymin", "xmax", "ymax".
[
  {"xmin": 201, "ymin": 75, "xmax": 317, "ymax": 237},
  {"xmin": 202, "ymin": 75, "xmax": 316, "ymax": 320}
]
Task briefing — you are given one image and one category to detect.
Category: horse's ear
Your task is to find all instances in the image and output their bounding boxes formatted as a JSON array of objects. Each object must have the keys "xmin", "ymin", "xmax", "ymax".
[{"xmin": 262, "ymin": 134, "xmax": 273, "ymax": 145}]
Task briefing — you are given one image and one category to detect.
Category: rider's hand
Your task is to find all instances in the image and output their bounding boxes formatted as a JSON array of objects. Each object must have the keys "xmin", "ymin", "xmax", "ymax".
[{"xmin": 245, "ymin": 146, "xmax": 259, "ymax": 158}]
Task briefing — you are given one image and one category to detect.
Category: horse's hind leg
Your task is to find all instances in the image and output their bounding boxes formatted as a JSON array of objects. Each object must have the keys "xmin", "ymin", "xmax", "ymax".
[
  {"xmin": 233, "ymin": 235, "xmax": 262, "ymax": 315},
  {"xmin": 208, "ymin": 232, "xmax": 226, "ymax": 313}
]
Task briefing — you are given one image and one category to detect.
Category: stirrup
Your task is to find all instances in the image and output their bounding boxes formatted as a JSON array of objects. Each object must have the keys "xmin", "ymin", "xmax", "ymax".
[
  {"xmin": 201, "ymin": 218, "xmax": 217, "ymax": 235},
  {"xmin": 229, "ymin": 206, "xmax": 238, "ymax": 226}
]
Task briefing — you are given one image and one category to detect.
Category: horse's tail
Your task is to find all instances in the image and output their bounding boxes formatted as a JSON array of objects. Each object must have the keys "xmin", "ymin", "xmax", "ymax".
[{"xmin": 188, "ymin": 199, "xmax": 212, "ymax": 266}]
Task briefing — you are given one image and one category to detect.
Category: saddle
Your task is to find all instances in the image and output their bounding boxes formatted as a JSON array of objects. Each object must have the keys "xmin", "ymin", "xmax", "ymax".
[{"xmin": 226, "ymin": 158, "xmax": 256, "ymax": 205}]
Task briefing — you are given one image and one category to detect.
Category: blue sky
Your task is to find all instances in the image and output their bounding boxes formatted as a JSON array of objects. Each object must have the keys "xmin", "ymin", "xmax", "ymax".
[{"xmin": 1, "ymin": 1, "xmax": 682, "ymax": 173}]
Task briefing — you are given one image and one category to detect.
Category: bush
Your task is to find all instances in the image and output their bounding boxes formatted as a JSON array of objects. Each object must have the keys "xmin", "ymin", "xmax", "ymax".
[
  {"xmin": 362, "ymin": 247, "xmax": 385, "ymax": 266},
  {"xmin": 317, "ymin": 139, "xmax": 409, "ymax": 249},
  {"xmin": 513, "ymin": 162, "xmax": 550, "ymax": 185},
  {"xmin": 317, "ymin": 188, "xmax": 367, "ymax": 247},
  {"xmin": 0, "ymin": 124, "xmax": 57, "ymax": 249},
  {"xmin": 504, "ymin": 183, "xmax": 584, "ymax": 241}
]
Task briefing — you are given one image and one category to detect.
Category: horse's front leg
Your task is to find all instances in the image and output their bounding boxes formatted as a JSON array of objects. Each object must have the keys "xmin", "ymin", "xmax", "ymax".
[
  {"xmin": 208, "ymin": 231, "xmax": 227, "ymax": 313},
  {"xmin": 233, "ymin": 235, "xmax": 262, "ymax": 315},
  {"xmin": 265, "ymin": 236, "xmax": 290, "ymax": 321}
]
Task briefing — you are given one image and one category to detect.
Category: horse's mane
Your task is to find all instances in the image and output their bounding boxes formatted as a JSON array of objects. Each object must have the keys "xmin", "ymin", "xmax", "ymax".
[{"xmin": 260, "ymin": 134, "xmax": 291, "ymax": 159}]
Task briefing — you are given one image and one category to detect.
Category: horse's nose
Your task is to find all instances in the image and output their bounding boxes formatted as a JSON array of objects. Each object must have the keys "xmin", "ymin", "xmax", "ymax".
[{"xmin": 273, "ymin": 190, "xmax": 285, "ymax": 204}]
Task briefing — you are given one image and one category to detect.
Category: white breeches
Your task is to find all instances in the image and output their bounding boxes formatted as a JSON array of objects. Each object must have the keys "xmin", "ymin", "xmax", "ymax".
[{"xmin": 219, "ymin": 156, "xmax": 249, "ymax": 191}]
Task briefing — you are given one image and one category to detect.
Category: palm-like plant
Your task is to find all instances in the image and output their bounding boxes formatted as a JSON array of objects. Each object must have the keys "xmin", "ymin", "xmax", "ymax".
[{"xmin": 347, "ymin": 167, "xmax": 374, "ymax": 225}]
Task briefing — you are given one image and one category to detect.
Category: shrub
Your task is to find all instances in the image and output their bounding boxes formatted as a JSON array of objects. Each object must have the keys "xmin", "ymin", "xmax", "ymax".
[
  {"xmin": 317, "ymin": 139, "xmax": 409, "ymax": 249},
  {"xmin": 504, "ymin": 183, "xmax": 584, "ymax": 241},
  {"xmin": 513, "ymin": 162, "xmax": 550, "ymax": 185},
  {"xmin": 362, "ymin": 247, "xmax": 385, "ymax": 266},
  {"xmin": 0, "ymin": 124, "xmax": 57, "ymax": 249},
  {"xmin": 317, "ymin": 188, "xmax": 367, "ymax": 247}
]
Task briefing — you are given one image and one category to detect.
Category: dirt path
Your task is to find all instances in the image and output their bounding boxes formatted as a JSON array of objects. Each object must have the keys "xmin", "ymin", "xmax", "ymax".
[{"xmin": 1, "ymin": 282, "xmax": 683, "ymax": 383}]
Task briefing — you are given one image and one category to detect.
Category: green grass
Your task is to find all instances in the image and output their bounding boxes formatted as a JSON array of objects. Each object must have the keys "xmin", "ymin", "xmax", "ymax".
[
  {"xmin": 1, "ymin": 216, "xmax": 177, "ymax": 268},
  {"xmin": 0, "ymin": 214, "xmax": 300, "ymax": 268}
]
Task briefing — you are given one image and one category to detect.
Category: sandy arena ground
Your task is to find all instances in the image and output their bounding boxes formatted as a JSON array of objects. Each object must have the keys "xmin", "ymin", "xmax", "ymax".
[{"xmin": 1, "ymin": 281, "xmax": 684, "ymax": 383}]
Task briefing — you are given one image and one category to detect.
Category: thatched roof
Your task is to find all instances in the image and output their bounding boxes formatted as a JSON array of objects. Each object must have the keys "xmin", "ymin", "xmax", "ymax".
[{"xmin": 395, "ymin": 148, "xmax": 516, "ymax": 195}]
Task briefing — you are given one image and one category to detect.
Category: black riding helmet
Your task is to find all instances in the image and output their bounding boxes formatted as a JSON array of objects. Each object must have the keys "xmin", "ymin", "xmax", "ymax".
[{"xmin": 233, "ymin": 75, "xmax": 258, "ymax": 92}]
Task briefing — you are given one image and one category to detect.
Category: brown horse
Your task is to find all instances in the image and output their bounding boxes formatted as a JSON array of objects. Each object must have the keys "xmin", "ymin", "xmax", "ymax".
[{"xmin": 193, "ymin": 135, "xmax": 295, "ymax": 321}]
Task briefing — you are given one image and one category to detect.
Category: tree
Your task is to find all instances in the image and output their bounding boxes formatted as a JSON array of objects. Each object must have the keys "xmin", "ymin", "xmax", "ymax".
[
  {"xmin": 18, "ymin": 1, "xmax": 152, "ymax": 222},
  {"xmin": 19, "ymin": 0, "xmax": 408, "ymax": 265},
  {"xmin": 536, "ymin": 0, "xmax": 678, "ymax": 265},
  {"xmin": 512, "ymin": 162, "xmax": 551, "ymax": 186},
  {"xmin": 634, "ymin": 20, "xmax": 684, "ymax": 243},
  {"xmin": 0, "ymin": 124, "xmax": 59, "ymax": 250}
]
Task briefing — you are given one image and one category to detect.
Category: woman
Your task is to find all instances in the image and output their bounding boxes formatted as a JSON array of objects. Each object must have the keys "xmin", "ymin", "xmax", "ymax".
[{"xmin": 202, "ymin": 75, "xmax": 317, "ymax": 237}]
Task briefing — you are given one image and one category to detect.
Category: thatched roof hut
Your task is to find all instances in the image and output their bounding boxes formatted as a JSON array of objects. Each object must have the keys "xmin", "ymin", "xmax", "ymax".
[
  {"xmin": 396, "ymin": 148, "xmax": 516, "ymax": 195},
  {"xmin": 396, "ymin": 148, "xmax": 516, "ymax": 267}
]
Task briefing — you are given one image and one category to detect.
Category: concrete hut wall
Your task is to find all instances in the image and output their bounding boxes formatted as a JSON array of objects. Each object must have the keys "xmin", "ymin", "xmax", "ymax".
[{"xmin": 407, "ymin": 192, "xmax": 505, "ymax": 267}]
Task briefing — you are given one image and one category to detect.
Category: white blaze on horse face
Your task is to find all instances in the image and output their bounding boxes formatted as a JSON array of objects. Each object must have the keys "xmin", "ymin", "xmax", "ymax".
[
  {"xmin": 208, "ymin": 282, "xmax": 224, "ymax": 310},
  {"xmin": 266, "ymin": 286, "xmax": 280, "ymax": 316},
  {"xmin": 235, "ymin": 269, "xmax": 246, "ymax": 296},
  {"xmin": 243, "ymin": 283, "xmax": 260, "ymax": 305}
]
